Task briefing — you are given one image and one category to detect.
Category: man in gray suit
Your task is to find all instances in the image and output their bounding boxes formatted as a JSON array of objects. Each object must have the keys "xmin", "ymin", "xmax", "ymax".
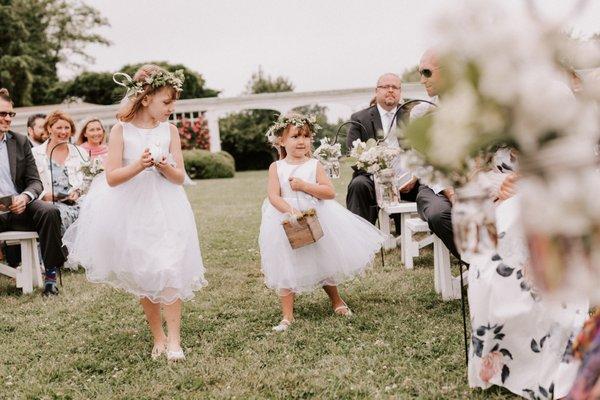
[{"xmin": 0, "ymin": 88, "xmax": 65, "ymax": 295}]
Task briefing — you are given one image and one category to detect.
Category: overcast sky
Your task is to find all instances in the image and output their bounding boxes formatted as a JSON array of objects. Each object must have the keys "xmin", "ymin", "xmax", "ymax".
[{"xmin": 79, "ymin": 0, "xmax": 600, "ymax": 97}]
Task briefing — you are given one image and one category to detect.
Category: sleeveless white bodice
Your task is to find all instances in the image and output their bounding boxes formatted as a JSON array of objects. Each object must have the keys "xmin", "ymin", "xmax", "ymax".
[
  {"xmin": 276, "ymin": 158, "xmax": 318, "ymax": 199},
  {"xmin": 121, "ymin": 122, "xmax": 171, "ymax": 166}
]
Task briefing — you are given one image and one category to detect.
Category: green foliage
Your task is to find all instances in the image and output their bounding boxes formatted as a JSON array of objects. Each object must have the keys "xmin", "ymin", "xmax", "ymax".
[
  {"xmin": 244, "ymin": 66, "xmax": 294, "ymax": 94},
  {"xmin": 220, "ymin": 68, "xmax": 294, "ymax": 171},
  {"xmin": 219, "ymin": 109, "xmax": 279, "ymax": 171},
  {"xmin": 183, "ymin": 149, "xmax": 235, "ymax": 179},
  {"xmin": 62, "ymin": 71, "xmax": 118, "ymax": 104},
  {"xmin": 0, "ymin": 0, "xmax": 110, "ymax": 106}
]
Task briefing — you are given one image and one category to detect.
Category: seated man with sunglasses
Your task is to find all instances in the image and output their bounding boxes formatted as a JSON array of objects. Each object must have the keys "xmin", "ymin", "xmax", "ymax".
[
  {"xmin": 346, "ymin": 73, "xmax": 419, "ymax": 232},
  {"xmin": 0, "ymin": 88, "xmax": 65, "ymax": 295},
  {"xmin": 410, "ymin": 48, "xmax": 460, "ymax": 259}
]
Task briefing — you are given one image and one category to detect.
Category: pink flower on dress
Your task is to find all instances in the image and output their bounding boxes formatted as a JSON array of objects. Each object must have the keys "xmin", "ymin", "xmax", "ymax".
[{"xmin": 479, "ymin": 351, "xmax": 503, "ymax": 383}]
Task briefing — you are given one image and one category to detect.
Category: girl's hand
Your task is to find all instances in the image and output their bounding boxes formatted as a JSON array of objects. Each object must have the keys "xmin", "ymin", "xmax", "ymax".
[
  {"xmin": 289, "ymin": 207, "xmax": 303, "ymax": 218},
  {"xmin": 66, "ymin": 190, "xmax": 80, "ymax": 202},
  {"xmin": 155, "ymin": 156, "xmax": 168, "ymax": 171},
  {"xmin": 139, "ymin": 148, "xmax": 154, "ymax": 169},
  {"xmin": 289, "ymin": 177, "xmax": 306, "ymax": 192}
]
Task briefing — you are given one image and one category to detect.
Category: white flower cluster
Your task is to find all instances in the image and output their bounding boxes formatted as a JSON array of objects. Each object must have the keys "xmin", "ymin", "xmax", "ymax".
[
  {"xmin": 79, "ymin": 157, "xmax": 104, "ymax": 178},
  {"xmin": 265, "ymin": 114, "xmax": 321, "ymax": 145},
  {"xmin": 349, "ymin": 139, "xmax": 400, "ymax": 174},
  {"xmin": 406, "ymin": 0, "xmax": 600, "ymax": 181},
  {"xmin": 313, "ymin": 137, "xmax": 342, "ymax": 160}
]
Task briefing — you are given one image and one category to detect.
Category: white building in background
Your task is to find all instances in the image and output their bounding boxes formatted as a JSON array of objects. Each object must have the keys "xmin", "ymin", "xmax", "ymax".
[{"xmin": 11, "ymin": 84, "xmax": 428, "ymax": 152}]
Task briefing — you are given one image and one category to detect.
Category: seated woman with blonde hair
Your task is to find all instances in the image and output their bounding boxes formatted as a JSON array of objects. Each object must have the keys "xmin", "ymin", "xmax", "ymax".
[
  {"xmin": 32, "ymin": 110, "xmax": 89, "ymax": 233},
  {"xmin": 76, "ymin": 116, "xmax": 108, "ymax": 162}
]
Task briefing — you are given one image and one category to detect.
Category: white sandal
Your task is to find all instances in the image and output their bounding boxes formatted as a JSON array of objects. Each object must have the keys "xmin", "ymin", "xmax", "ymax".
[
  {"xmin": 272, "ymin": 319, "xmax": 293, "ymax": 332},
  {"xmin": 166, "ymin": 347, "xmax": 185, "ymax": 362},
  {"xmin": 334, "ymin": 303, "xmax": 353, "ymax": 317}
]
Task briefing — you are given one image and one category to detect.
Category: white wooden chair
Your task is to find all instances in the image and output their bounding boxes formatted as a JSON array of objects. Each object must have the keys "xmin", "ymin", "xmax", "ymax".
[
  {"xmin": 378, "ymin": 202, "xmax": 418, "ymax": 250},
  {"xmin": 0, "ymin": 231, "xmax": 44, "ymax": 294},
  {"xmin": 404, "ymin": 217, "xmax": 466, "ymax": 300}
]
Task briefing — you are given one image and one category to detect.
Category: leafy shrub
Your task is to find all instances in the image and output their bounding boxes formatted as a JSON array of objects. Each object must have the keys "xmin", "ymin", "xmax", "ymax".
[{"xmin": 183, "ymin": 149, "xmax": 235, "ymax": 179}]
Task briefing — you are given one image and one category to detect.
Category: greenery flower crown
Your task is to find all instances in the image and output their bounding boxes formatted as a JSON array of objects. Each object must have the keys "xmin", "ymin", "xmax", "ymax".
[
  {"xmin": 265, "ymin": 114, "xmax": 322, "ymax": 145},
  {"xmin": 113, "ymin": 69, "xmax": 185, "ymax": 99}
]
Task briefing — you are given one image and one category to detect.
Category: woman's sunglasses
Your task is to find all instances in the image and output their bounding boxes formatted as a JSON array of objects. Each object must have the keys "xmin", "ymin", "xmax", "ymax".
[{"xmin": 0, "ymin": 111, "xmax": 16, "ymax": 118}]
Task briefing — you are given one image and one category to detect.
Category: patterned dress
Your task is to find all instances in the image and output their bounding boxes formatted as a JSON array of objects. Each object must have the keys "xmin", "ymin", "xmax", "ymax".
[
  {"xmin": 467, "ymin": 150, "xmax": 588, "ymax": 399},
  {"xmin": 50, "ymin": 160, "xmax": 80, "ymax": 235}
]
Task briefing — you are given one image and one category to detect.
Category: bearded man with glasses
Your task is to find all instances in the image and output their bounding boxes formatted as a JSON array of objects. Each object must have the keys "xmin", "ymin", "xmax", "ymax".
[
  {"xmin": 0, "ymin": 88, "xmax": 65, "ymax": 295},
  {"xmin": 346, "ymin": 73, "xmax": 418, "ymax": 233}
]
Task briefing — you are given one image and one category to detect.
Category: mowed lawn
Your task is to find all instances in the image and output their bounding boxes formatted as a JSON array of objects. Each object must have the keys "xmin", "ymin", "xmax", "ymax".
[{"xmin": 0, "ymin": 165, "xmax": 514, "ymax": 399}]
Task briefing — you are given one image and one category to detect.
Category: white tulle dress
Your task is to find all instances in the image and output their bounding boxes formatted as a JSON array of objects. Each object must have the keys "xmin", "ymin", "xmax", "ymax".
[
  {"xmin": 259, "ymin": 158, "xmax": 386, "ymax": 294},
  {"xmin": 63, "ymin": 122, "xmax": 207, "ymax": 304}
]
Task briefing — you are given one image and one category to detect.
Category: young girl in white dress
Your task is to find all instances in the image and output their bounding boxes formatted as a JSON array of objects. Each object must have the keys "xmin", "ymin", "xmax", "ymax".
[
  {"xmin": 259, "ymin": 113, "xmax": 386, "ymax": 332},
  {"xmin": 63, "ymin": 65, "xmax": 207, "ymax": 361}
]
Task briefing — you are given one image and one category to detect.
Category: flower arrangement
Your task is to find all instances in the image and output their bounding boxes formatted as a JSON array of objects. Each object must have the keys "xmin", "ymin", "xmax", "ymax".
[
  {"xmin": 403, "ymin": 1, "xmax": 600, "ymax": 188},
  {"xmin": 313, "ymin": 137, "xmax": 341, "ymax": 160},
  {"xmin": 79, "ymin": 157, "xmax": 104, "ymax": 178},
  {"xmin": 348, "ymin": 138, "xmax": 400, "ymax": 174},
  {"xmin": 177, "ymin": 116, "xmax": 210, "ymax": 150}
]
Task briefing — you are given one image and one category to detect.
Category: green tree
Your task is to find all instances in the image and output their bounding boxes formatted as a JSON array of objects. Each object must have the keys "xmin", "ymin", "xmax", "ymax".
[
  {"xmin": 0, "ymin": 0, "xmax": 110, "ymax": 106},
  {"xmin": 62, "ymin": 62, "xmax": 219, "ymax": 105},
  {"xmin": 219, "ymin": 68, "xmax": 294, "ymax": 171}
]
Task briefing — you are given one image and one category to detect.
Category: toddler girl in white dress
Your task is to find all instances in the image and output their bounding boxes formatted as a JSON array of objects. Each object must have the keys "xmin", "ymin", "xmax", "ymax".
[{"xmin": 259, "ymin": 113, "xmax": 385, "ymax": 332}]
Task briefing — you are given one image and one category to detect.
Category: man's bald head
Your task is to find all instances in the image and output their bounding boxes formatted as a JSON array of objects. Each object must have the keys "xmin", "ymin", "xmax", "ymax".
[
  {"xmin": 419, "ymin": 48, "xmax": 443, "ymax": 97},
  {"xmin": 375, "ymin": 73, "xmax": 402, "ymax": 111}
]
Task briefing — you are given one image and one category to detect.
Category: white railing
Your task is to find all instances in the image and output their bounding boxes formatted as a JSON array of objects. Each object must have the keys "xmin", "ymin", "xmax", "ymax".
[{"xmin": 12, "ymin": 84, "xmax": 428, "ymax": 152}]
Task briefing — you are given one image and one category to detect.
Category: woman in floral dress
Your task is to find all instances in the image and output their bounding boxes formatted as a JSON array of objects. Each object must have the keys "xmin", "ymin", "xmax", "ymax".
[{"xmin": 467, "ymin": 149, "xmax": 588, "ymax": 399}]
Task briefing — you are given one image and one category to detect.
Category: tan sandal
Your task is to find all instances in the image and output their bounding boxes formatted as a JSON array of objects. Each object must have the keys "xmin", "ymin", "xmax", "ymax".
[{"xmin": 334, "ymin": 303, "xmax": 353, "ymax": 317}]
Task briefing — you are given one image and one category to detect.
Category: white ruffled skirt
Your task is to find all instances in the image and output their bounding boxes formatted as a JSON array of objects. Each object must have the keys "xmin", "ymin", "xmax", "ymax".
[
  {"xmin": 259, "ymin": 197, "xmax": 385, "ymax": 294},
  {"xmin": 63, "ymin": 170, "xmax": 207, "ymax": 304}
]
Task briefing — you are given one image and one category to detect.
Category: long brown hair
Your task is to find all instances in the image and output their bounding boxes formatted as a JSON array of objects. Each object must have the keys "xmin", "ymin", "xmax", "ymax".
[
  {"xmin": 116, "ymin": 64, "xmax": 180, "ymax": 122},
  {"xmin": 77, "ymin": 117, "xmax": 106, "ymax": 145}
]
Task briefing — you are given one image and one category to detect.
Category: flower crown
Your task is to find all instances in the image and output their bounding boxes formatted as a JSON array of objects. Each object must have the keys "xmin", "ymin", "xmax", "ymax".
[
  {"xmin": 113, "ymin": 69, "xmax": 185, "ymax": 99},
  {"xmin": 265, "ymin": 114, "xmax": 322, "ymax": 145}
]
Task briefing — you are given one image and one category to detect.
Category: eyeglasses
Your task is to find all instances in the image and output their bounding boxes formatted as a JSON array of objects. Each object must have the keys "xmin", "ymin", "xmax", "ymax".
[
  {"xmin": 0, "ymin": 111, "xmax": 16, "ymax": 118},
  {"xmin": 419, "ymin": 67, "xmax": 440, "ymax": 78},
  {"xmin": 377, "ymin": 85, "xmax": 400, "ymax": 91}
]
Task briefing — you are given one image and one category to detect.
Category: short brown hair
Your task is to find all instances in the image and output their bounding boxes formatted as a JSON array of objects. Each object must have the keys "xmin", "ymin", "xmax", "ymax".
[
  {"xmin": 44, "ymin": 111, "xmax": 76, "ymax": 138},
  {"xmin": 0, "ymin": 88, "xmax": 12, "ymax": 104},
  {"xmin": 116, "ymin": 64, "xmax": 180, "ymax": 122}
]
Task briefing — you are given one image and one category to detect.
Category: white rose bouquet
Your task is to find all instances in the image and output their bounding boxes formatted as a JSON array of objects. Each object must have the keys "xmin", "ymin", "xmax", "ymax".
[{"xmin": 348, "ymin": 138, "xmax": 400, "ymax": 174}]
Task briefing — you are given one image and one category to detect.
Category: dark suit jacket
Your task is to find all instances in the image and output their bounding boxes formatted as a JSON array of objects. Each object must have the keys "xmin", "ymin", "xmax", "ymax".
[
  {"xmin": 5, "ymin": 131, "xmax": 43, "ymax": 198},
  {"xmin": 346, "ymin": 105, "xmax": 404, "ymax": 177}
]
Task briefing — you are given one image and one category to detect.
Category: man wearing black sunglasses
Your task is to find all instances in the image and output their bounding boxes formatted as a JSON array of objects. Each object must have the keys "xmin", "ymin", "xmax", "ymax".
[
  {"xmin": 411, "ymin": 48, "xmax": 460, "ymax": 259},
  {"xmin": 0, "ymin": 88, "xmax": 65, "ymax": 295}
]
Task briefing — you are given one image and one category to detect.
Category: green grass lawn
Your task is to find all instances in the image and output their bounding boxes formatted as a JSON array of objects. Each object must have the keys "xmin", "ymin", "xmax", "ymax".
[{"xmin": 0, "ymin": 166, "xmax": 515, "ymax": 399}]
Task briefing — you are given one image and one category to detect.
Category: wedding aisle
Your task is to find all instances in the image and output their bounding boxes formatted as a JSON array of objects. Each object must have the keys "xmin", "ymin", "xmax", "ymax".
[{"xmin": 0, "ymin": 166, "xmax": 513, "ymax": 399}]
